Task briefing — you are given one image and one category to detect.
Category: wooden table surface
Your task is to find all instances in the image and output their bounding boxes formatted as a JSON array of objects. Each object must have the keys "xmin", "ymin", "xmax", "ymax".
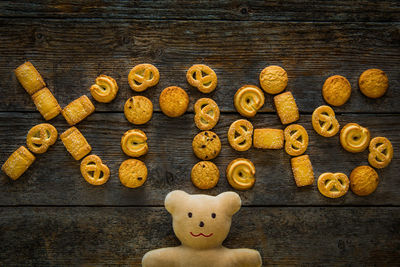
[{"xmin": 0, "ymin": 1, "xmax": 399, "ymax": 266}]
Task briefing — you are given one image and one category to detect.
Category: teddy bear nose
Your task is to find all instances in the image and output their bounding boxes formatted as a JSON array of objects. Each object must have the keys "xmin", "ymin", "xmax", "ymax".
[{"xmin": 199, "ymin": 221, "xmax": 204, "ymax": 227}]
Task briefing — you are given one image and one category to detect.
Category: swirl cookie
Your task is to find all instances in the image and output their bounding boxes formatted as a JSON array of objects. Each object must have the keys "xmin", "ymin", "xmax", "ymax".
[
  {"xmin": 234, "ymin": 85, "xmax": 265, "ymax": 118},
  {"xmin": 128, "ymin": 63, "xmax": 160, "ymax": 92},
  {"xmin": 1, "ymin": 146, "xmax": 35, "ymax": 180},
  {"xmin": 14, "ymin": 61, "xmax": 46, "ymax": 95},
  {"xmin": 350, "ymin": 166, "xmax": 379, "ymax": 196},
  {"xmin": 227, "ymin": 119, "xmax": 253, "ymax": 151},
  {"xmin": 119, "ymin": 159, "xmax": 148, "ymax": 188},
  {"xmin": 317, "ymin": 172, "xmax": 349, "ymax": 198},
  {"xmin": 368, "ymin": 137, "xmax": 393, "ymax": 169},
  {"xmin": 312, "ymin": 105, "xmax": 340, "ymax": 137},
  {"xmin": 274, "ymin": 92, "xmax": 299, "ymax": 125},
  {"xmin": 284, "ymin": 124, "xmax": 308, "ymax": 156},
  {"xmin": 159, "ymin": 86, "xmax": 189, "ymax": 117},
  {"xmin": 253, "ymin": 128, "xmax": 284, "ymax": 149},
  {"xmin": 62, "ymin": 95, "xmax": 95, "ymax": 126},
  {"xmin": 194, "ymin": 98, "xmax": 220, "ymax": 130},
  {"xmin": 26, "ymin": 123, "xmax": 58, "ymax": 154},
  {"xmin": 31, "ymin": 88, "xmax": 61, "ymax": 121},
  {"xmin": 191, "ymin": 161, "xmax": 220, "ymax": 189},
  {"xmin": 121, "ymin": 129, "xmax": 148, "ymax": 157},
  {"xmin": 291, "ymin": 155, "xmax": 314, "ymax": 187},
  {"xmin": 60, "ymin": 127, "xmax": 92, "ymax": 160},
  {"xmin": 124, "ymin": 96, "xmax": 153, "ymax": 125},
  {"xmin": 322, "ymin": 75, "xmax": 351, "ymax": 106},
  {"xmin": 186, "ymin": 64, "xmax": 217, "ymax": 93},
  {"xmin": 259, "ymin": 65, "xmax": 288, "ymax": 94},
  {"xmin": 226, "ymin": 158, "xmax": 256, "ymax": 190},
  {"xmin": 90, "ymin": 75, "xmax": 118, "ymax": 103},
  {"xmin": 359, "ymin": 69, "xmax": 388, "ymax": 98},
  {"xmin": 192, "ymin": 131, "xmax": 221, "ymax": 160},
  {"xmin": 340, "ymin": 123, "xmax": 370, "ymax": 153},
  {"xmin": 80, "ymin": 154, "xmax": 110, "ymax": 186}
]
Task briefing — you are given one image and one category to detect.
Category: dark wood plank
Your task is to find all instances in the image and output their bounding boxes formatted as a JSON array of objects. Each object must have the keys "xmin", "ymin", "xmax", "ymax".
[
  {"xmin": 0, "ymin": 19, "xmax": 399, "ymax": 113},
  {"xmin": 0, "ymin": 112, "xmax": 398, "ymax": 206},
  {"xmin": 0, "ymin": 1, "xmax": 399, "ymax": 22},
  {"xmin": 0, "ymin": 206, "xmax": 398, "ymax": 266}
]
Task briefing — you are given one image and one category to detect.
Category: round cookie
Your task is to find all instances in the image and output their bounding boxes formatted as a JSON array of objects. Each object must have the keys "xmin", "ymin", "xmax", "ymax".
[
  {"xmin": 192, "ymin": 131, "xmax": 221, "ymax": 160},
  {"xmin": 119, "ymin": 159, "xmax": 148, "ymax": 188},
  {"xmin": 322, "ymin": 75, "xmax": 352, "ymax": 106},
  {"xmin": 159, "ymin": 86, "xmax": 189, "ymax": 117},
  {"xmin": 350, "ymin": 166, "xmax": 379, "ymax": 196},
  {"xmin": 359, "ymin": 68, "xmax": 388, "ymax": 98},
  {"xmin": 124, "ymin": 96, "xmax": 153, "ymax": 125},
  {"xmin": 191, "ymin": 161, "xmax": 220, "ymax": 189},
  {"xmin": 259, "ymin": 65, "xmax": 288, "ymax": 94}
]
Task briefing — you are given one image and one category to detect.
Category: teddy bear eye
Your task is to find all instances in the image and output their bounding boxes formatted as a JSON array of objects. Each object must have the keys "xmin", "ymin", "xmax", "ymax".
[
  {"xmin": 211, "ymin": 213, "xmax": 216, "ymax": 219},
  {"xmin": 188, "ymin": 212, "xmax": 192, "ymax": 218}
]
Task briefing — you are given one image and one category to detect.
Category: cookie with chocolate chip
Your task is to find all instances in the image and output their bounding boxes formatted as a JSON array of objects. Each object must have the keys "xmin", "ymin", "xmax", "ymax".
[
  {"xmin": 192, "ymin": 131, "xmax": 221, "ymax": 160},
  {"xmin": 191, "ymin": 161, "xmax": 220, "ymax": 189}
]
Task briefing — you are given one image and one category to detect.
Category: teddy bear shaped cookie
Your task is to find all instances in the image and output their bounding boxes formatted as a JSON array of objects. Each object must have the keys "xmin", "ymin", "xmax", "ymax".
[{"xmin": 142, "ymin": 190, "xmax": 262, "ymax": 267}]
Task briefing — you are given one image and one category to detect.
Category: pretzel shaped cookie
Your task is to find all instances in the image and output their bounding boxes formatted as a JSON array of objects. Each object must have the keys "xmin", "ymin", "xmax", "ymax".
[
  {"xmin": 234, "ymin": 85, "xmax": 265, "ymax": 118},
  {"xmin": 80, "ymin": 155, "xmax": 110, "ymax": 186},
  {"xmin": 128, "ymin": 64, "xmax": 159, "ymax": 92},
  {"xmin": 194, "ymin": 98, "xmax": 220, "ymax": 130},
  {"xmin": 228, "ymin": 119, "xmax": 253, "ymax": 151},
  {"xmin": 340, "ymin": 123, "xmax": 370, "ymax": 153},
  {"xmin": 121, "ymin": 129, "xmax": 148, "ymax": 157},
  {"xmin": 90, "ymin": 75, "xmax": 118, "ymax": 103},
  {"xmin": 226, "ymin": 158, "xmax": 256, "ymax": 190},
  {"xmin": 317, "ymin": 172, "xmax": 349, "ymax": 198},
  {"xmin": 284, "ymin": 124, "xmax": 308, "ymax": 156},
  {"xmin": 26, "ymin": 123, "xmax": 58, "ymax": 154},
  {"xmin": 368, "ymin": 137, "xmax": 393, "ymax": 169},
  {"xmin": 312, "ymin": 105, "xmax": 340, "ymax": 137},
  {"xmin": 186, "ymin": 64, "xmax": 217, "ymax": 93}
]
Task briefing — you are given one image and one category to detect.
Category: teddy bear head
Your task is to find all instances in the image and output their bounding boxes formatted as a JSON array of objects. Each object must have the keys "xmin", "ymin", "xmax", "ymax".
[{"xmin": 165, "ymin": 190, "xmax": 241, "ymax": 249}]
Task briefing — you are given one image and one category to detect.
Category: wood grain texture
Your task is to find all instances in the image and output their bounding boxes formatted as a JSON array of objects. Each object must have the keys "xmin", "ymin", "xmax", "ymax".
[
  {"xmin": 0, "ymin": 19, "xmax": 399, "ymax": 113},
  {"xmin": 0, "ymin": 0, "xmax": 399, "ymax": 22},
  {"xmin": 0, "ymin": 112, "xmax": 398, "ymax": 206},
  {"xmin": 0, "ymin": 206, "xmax": 399, "ymax": 266}
]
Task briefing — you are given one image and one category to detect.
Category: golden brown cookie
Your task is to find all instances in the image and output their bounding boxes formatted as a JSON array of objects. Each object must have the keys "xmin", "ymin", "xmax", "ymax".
[
  {"xmin": 253, "ymin": 128, "xmax": 284, "ymax": 149},
  {"xmin": 234, "ymin": 85, "xmax": 265, "ymax": 118},
  {"xmin": 226, "ymin": 158, "xmax": 256, "ymax": 190},
  {"xmin": 368, "ymin": 137, "xmax": 393, "ymax": 169},
  {"xmin": 259, "ymin": 65, "xmax": 288, "ymax": 94},
  {"xmin": 317, "ymin": 172, "xmax": 349, "ymax": 198},
  {"xmin": 284, "ymin": 124, "xmax": 308, "ymax": 156},
  {"xmin": 14, "ymin": 61, "xmax": 46, "ymax": 95},
  {"xmin": 119, "ymin": 159, "xmax": 148, "ymax": 188},
  {"xmin": 90, "ymin": 74, "xmax": 118, "ymax": 103},
  {"xmin": 274, "ymin": 91, "xmax": 299, "ymax": 125},
  {"xmin": 359, "ymin": 69, "xmax": 388, "ymax": 99},
  {"xmin": 192, "ymin": 131, "xmax": 221, "ymax": 160},
  {"xmin": 322, "ymin": 75, "xmax": 351, "ymax": 106},
  {"xmin": 191, "ymin": 161, "xmax": 220, "ymax": 189},
  {"xmin": 194, "ymin": 98, "xmax": 220, "ymax": 130},
  {"xmin": 227, "ymin": 119, "xmax": 253, "ymax": 151},
  {"xmin": 186, "ymin": 64, "xmax": 217, "ymax": 93},
  {"xmin": 60, "ymin": 127, "xmax": 92, "ymax": 160},
  {"xmin": 291, "ymin": 155, "xmax": 314, "ymax": 187},
  {"xmin": 350, "ymin": 166, "xmax": 379, "ymax": 196},
  {"xmin": 1, "ymin": 146, "xmax": 35, "ymax": 180},
  {"xmin": 80, "ymin": 154, "xmax": 110, "ymax": 186},
  {"xmin": 128, "ymin": 63, "xmax": 160, "ymax": 92},
  {"xmin": 311, "ymin": 105, "xmax": 340, "ymax": 137},
  {"xmin": 159, "ymin": 86, "xmax": 189, "ymax": 117},
  {"xmin": 121, "ymin": 129, "xmax": 148, "ymax": 157},
  {"xmin": 340, "ymin": 123, "xmax": 370, "ymax": 153},
  {"xmin": 26, "ymin": 123, "xmax": 58, "ymax": 154},
  {"xmin": 124, "ymin": 96, "xmax": 153, "ymax": 125},
  {"xmin": 31, "ymin": 88, "xmax": 61, "ymax": 120},
  {"xmin": 62, "ymin": 95, "xmax": 95, "ymax": 126}
]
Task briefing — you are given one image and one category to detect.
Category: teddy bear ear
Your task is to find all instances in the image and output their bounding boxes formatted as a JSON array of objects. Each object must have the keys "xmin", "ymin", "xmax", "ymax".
[
  {"xmin": 165, "ymin": 190, "xmax": 189, "ymax": 214},
  {"xmin": 217, "ymin": 191, "xmax": 242, "ymax": 216}
]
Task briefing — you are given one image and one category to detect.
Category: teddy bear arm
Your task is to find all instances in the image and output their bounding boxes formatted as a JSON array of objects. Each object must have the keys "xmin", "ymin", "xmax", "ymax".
[
  {"xmin": 229, "ymin": 248, "xmax": 262, "ymax": 267},
  {"xmin": 142, "ymin": 247, "xmax": 180, "ymax": 267}
]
